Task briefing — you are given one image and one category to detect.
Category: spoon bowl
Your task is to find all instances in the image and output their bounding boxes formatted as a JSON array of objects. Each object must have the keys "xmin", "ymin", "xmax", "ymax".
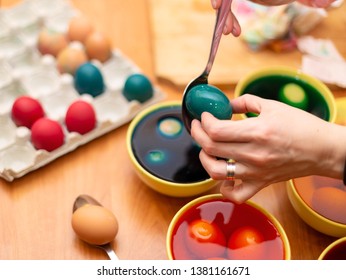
[
  {"xmin": 72, "ymin": 194, "xmax": 119, "ymax": 260},
  {"xmin": 182, "ymin": 0, "xmax": 232, "ymax": 133}
]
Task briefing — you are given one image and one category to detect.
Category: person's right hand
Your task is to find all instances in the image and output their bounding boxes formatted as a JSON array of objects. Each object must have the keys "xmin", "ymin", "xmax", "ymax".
[
  {"xmin": 211, "ymin": 0, "xmax": 335, "ymax": 37},
  {"xmin": 211, "ymin": 0, "xmax": 241, "ymax": 36}
]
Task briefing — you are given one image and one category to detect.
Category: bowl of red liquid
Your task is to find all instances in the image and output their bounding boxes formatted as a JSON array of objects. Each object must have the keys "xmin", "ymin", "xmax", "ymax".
[
  {"xmin": 287, "ymin": 176, "xmax": 346, "ymax": 237},
  {"xmin": 166, "ymin": 194, "xmax": 291, "ymax": 260},
  {"xmin": 318, "ymin": 237, "xmax": 346, "ymax": 260}
]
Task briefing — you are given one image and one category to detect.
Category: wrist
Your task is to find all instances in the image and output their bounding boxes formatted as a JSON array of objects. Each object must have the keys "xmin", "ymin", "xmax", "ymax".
[{"xmin": 319, "ymin": 123, "xmax": 346, "ymax": 180}]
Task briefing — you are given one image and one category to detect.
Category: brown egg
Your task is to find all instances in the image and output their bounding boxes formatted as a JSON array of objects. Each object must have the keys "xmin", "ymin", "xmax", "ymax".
[
  {"xmin": 85, "ymin": 31, "xmax": 112, "ymax": 63},
  {"xmin": 37, "ymin": 28, "xmax": 69, "ymax": 57},
  {"xmin": 67, "ymin": 15, "xmax": 94, "ymax": 43},
  {"xmin": 312, "ymin": 187, "xmax": 346, "ymax": 224},
  {"xmin": 56, "ymin": 45, "xmax": 88, "ymax": 75},
  {"xmin": 71, "ymin": 204, "xmax": 118, "ymax": 245}
]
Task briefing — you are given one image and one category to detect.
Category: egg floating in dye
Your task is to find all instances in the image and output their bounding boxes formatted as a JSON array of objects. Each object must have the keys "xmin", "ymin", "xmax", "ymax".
[
  {"xmin": 185, "ymin": 84, "xmax": 232, "ymax": 121},
  {"xmin": 74, "ymin": 63, "xmax": 105, "ymax": 97},
  {"xmin": 157, "ymin": 117, "xmax": 183, "ymax": 138},
  {"xmin": 311, "ymin": 187, "xmax": 346, "ymax": 224},
  {"xmin": 227, "ymin": 226, "xmax": 264, "ymax": 260},
  {"xmin": 278, "ymin": 83, "xmax": 308, "ymax": 110},
  {"xmin": 65, "ymin": 100, "xmax": 97, "ymax": 134},
  {"xmin": 71, "ymin": 204, "xmax": 118, "ymax": 245},
  {"xmin": 170, "ymin": 198, "xmax": 287, "ymax": 260},
  {"xmin": 11, "ymin": 96, "xmax": 45, "ymax": 128},
  {"xmin": 186, "ymin": 219, "xmax": 226, "ymax": 259},
  {"xmin": 30, "ymin": 118, "xmax": 65, "ymax": 151},
  {"xmin": 122, "ymin": 73, "xmax": 154, "ymax": 103}
]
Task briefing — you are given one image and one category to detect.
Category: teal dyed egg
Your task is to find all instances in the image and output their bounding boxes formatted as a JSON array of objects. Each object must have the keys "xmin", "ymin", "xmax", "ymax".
[
  {"xmin": 186, "ymin": 84, "xmax": 232, "ymax": 121},
  {"xmin": 122, "ymin": 73, "xmax": 153, "ymax": 103},
  {"xmin": 74, "ymin": 63, "xmax": 105, "ymax": 97}
]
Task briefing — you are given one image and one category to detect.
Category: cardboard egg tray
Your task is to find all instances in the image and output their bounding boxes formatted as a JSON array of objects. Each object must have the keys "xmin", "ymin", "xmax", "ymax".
[{"xmin": 0, "ymin": 0, "xmax": 165, "ymax": 181}]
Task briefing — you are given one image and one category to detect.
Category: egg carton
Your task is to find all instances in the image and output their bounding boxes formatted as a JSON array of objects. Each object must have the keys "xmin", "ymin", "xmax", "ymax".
[
  {"xmin": 0, "ymin": 0, "xmax": 166, "ymax": 181},
  {"xmin": 0, "ymin": 51, "xmax": 166, "ymax": 182}
]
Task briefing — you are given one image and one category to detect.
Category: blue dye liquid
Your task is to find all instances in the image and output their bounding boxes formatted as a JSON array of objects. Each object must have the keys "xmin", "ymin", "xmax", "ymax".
[
  {"xmin": 242, "ymin": 75, "xmax": 330, "ymax": 120},
  {"xmin": 131, "ymin": 105, "xmax": 209, "ymax": 183}
]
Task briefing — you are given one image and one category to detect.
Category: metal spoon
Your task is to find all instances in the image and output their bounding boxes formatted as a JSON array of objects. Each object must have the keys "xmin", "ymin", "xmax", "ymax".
[
  {"xmin": 72, "ymin": 194, "xmax": 119, "ymax": 260},
  {"xmin": 182, "ymin": 0, "xmax": 232, "ymax": 133}
]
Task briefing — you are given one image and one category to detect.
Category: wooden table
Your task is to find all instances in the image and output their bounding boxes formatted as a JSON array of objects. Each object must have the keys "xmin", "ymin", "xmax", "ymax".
[{"xmin": 0, "ymin": 0, "xmax": 344, "ymax": 260}]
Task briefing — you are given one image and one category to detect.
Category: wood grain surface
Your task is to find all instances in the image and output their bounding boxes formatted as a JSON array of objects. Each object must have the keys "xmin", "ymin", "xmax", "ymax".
[
  {"xmin": 149, "ymin": 0, "xmax": 346, "ymax": 86},
  {"xmin": 0, "ymin": 0, "xmax": 344, "ymax": 260}
]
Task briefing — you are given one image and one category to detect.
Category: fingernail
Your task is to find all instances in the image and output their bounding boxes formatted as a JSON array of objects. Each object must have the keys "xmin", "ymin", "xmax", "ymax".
[
  {"xmin": 232, "ymin": 26, "xmax": 239, "ymax": 36},
  {"xmin": 212, "ymin": 0, "xmax": 217, "ymax": 9},
  {"xmin": 223, "ymin": 24, "xmax": 229, "ymax": 35}
]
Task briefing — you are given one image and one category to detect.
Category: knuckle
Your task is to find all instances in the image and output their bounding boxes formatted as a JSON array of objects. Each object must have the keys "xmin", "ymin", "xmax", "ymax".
[
  {"xmin": 204, "ymin": 163, "xmax": 224, "ymax": 180},
  {"xmin": 206, "ymin": 124, "xmax": 223, "ymax": 140},
  {"xmin": 201, "ymin": 140, "xmax": 217, "ymax": 155}
]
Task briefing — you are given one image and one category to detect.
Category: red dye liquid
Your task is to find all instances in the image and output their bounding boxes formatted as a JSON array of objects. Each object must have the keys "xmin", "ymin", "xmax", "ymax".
[
  {"xmin": 294, "ymin": 176, "xmax": 346, "ymax": 224},
  {"xmin": 171, "ymin": 198, "xmax": 285, "ymax": 260},
  {"xmin": 322, "ymin": 241, "xmax": 346, "ymax": 260}
]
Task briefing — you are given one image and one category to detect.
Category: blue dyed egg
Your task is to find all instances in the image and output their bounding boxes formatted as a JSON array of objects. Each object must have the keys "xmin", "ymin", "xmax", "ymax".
[
  {"xmin": 186, "ymin": 84, "xmax": 232, "ymax": 121},
  {"xmin": 157, "ymin": 117, "xmax": 183, "ymax": 138},
  {"xmin": 74, "ymin": 63, "xmax": 105, "ymax": 97},
  {"xmin": 122, "ymin": 73, "xmax": 153, "ymax": 103}
]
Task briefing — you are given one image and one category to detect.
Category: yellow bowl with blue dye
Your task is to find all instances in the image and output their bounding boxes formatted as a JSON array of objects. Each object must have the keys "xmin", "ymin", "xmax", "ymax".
[{"xmin": 126, "ymin": 101, "xmax": 217, "ymax": 197}]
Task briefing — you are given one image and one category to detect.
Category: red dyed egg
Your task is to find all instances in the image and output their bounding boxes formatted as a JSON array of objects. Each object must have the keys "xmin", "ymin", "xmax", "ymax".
[
  {"xmin": 65, "ymin": 100, "xmax": 96, "ymax": 134},
  {"xmin": 31, "ymin": 118, "xmax": 65, "ymax": 151},
  {"xmin": 186, "ymin": 219, "xmax": 226, "ymax": 259},
  {"xmin": 11, "ymin": 96, "xmax": 45, "ymax": 128},
  {"xmin": 227, "ymin": 226, "xmax": 264, "ymax": 260}
]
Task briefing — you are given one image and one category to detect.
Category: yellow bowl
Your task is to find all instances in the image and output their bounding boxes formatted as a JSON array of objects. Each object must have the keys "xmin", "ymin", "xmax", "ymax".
[
  {"xmin": 126, "ymin": 101, "xmax": 217, "ymax": 197},
  {"xmin": 287, "ymin": 176, "xmax": 346, "ymax": 237},
  {"xmin": 318, "ymin": 236, "xmax": 346, "ymax": 260},
  {"xmin": 287, "ymin": 178, "xmax": 346, "ymax": 238},
  {"xmin": 234, "ymin": 66, "xmax": 336, "ymax": 122},
  {"xmin": 166, "ymin": 194, "xmax": 291, "ymax": 260}
]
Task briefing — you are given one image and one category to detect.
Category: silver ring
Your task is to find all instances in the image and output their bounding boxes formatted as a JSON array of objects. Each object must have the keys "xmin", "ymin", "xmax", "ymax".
[{"xmin": 226, "ymin": 159, "xmax": 236, "ymax": 181}]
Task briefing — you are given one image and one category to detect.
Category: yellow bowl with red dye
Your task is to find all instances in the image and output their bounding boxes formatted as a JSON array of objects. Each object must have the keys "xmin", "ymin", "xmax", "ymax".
[
  {"xmin": 167, "ymin": 194, "xmax": 291, "ymax": 260},
  {"xmin": 287, "ymin": 176, "xmax": 346, "ymax": 237},
  {"xmin": 318, "ymin": 236, "xmax": 346, "ymax": 260}
]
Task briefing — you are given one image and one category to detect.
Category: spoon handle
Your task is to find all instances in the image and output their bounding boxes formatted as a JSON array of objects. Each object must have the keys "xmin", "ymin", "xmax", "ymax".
[
  {"xmin": 204, "ymin": 0, "xmax": 232, "ymax": 76},
  {"xmin": 98, "ymin": 243, "xmax": 119, "ymax": 260}
]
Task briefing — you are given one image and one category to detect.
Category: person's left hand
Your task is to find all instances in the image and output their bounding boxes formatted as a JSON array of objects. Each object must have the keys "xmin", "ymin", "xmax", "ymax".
[{"xmin": 191, "ymin": 94, "xmax": 338, "ymax": 203}]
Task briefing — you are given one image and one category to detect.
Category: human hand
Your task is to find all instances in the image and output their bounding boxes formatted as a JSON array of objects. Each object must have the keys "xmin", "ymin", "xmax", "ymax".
[
  {"xmin": 211, "ymin": 0, "xmax": 335, "ymax": 36},
  {"xmin": 211, "ymin": 0, "xmax": 241, "ymax": 36},
  {"xmin": 191, "ymin": 94, "xmax": 343, "ymax": 203},
  {"xmin": 241, "ymin": 0, "xmax": 334, "ymax": 8},
  {"xmin": 295, "ymin": 0, "xmax": 335, "ymax": 8}
]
